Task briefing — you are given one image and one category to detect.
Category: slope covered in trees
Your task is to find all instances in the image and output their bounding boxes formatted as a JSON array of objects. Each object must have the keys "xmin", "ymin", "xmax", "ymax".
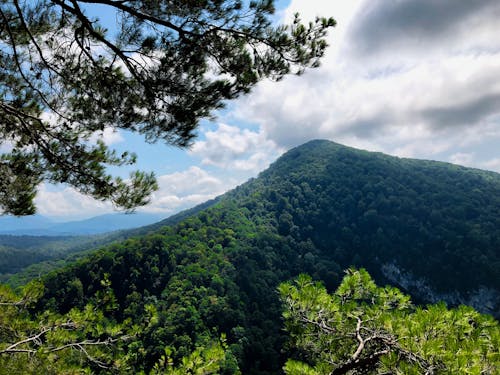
[
  {"xmin": 2, "ymin": 269, "xmax": 497, "ymax": 374},
  {"xmin": 240, "ymin": 140, "xmax": 500, "ymax": 312},
  {"xmin": 3, "ymin": 140, "xmax": 500, "ymax": 374},
  {"xmin": 1, "ymin": 197, "xmax": 221, "ymax": 286}
]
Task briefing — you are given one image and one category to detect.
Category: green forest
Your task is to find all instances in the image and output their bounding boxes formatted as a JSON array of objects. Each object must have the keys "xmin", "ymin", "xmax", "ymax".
[
  {"xmin": 1, "ymin": 140, "xmax": 499, "ymax": 374},
  {"xmin": 2, "ymin": 0, "xmax": 499, "ymax": 373}
]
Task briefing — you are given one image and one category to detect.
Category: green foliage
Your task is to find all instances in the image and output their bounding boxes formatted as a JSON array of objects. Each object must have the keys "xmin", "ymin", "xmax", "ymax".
[
  {"xmin": 279, "ymin": 269, "xmax": 499, "ymax": 374},
  {"xmin": 0, "ymin": 279, "xmax": 133, "ymax": 374},
  {"xmin": 150, "ymin": 336, "xmax": 239, "ymax": 375},
  {"xmin": 0, "ymin": 234, "xmax": 110, "ymax": 281},
  {"xmin": 3, "ymin": 140, "xmax": 500, "ymax": 374},
  {"xmin": 0, "ymin": 232, "xmax": 147, "ymax": 286},
  {"xmin": 0, "ymin": 1, "xmax": 335, "ymax": 215}
]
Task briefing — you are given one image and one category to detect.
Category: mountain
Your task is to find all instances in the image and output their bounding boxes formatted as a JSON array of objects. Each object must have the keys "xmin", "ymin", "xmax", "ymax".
[
  {"xmin": 0, "ymin": 214, "xmax": 55, "ymax": 233},
  {"xmin": 23, "ymin": 140, "xmax": 500, "ymax": 374},
  {"xmin": 44, "ymin": 212, "xmax": 166, "ymax": 235},
  {"xmin": 0, "ymin": 212, "xmax": 166, "ymax": 236},
  {"xmin": 0, "ymin": 200, "xmax": 223, "ymax": 286}
]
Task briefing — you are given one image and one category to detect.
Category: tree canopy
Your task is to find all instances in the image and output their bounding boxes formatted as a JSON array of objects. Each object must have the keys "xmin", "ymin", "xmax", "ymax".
[
  {"xmin": 4, "ymin": 140, "xmax": 498, "ymax": 373},
  {"xmin": 279, "ymin": 269, "xmax": 499, "ymax": 374},
  {"xmin": 0, "ymin": 275, "xmax": 235, "ymax": 374},
  {"xmin": 2, "ymin": 265, "xmax": 497, "ymax": 374},
  {"xmin": 0, "ymin": 0, "xmax": 335, "ymax": 215}
]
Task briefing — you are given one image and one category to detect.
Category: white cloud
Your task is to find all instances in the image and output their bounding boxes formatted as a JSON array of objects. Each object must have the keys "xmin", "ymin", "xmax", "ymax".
[
  {"xmin": 35, "ymin": 184, "xmax": 112, "ymax": 219},
  {"xmin": 89, "ymin": 127, "xmax": 124, "ymax": 146},
  {"xmin": 346, "ymin": 0, "xmax": 500, "ymax": 60},
  {"xmin": 190, "ymin": 124, "xmax": 284, "ymax": 172},
  {"xmin": 35, "ymin": 166, "xmax": 235, "ymax": 219},
  {"xmin": 447, "ymin": 152, "xmax": 500, "ymax": 173},
  {"xmin": 481, "ymin": 158, "xmax": 500, "ymax": 172},
  {"xmin": 232, "ymin": 0, "xmax": 500, "ymax": 170},
  {"xmin": 449, "ymin": 152, "xmax": 475, "ymax": 167},
  {"xmin": 143, "ymin": 166, "xmax": 234, "ymax": 214}
]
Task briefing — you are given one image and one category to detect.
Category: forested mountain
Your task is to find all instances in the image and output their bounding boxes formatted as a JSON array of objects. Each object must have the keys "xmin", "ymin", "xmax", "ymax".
[
  {"xmin": 1, "ymin": 198, "xmax": 221, "ymax": 286},
  {"xmin": 0, "ymin": 234, "xmax": 132, "ymax": 284},
  {"xmin": 5, "ymin": 140, "xmax": 500, "ymax": 374}
]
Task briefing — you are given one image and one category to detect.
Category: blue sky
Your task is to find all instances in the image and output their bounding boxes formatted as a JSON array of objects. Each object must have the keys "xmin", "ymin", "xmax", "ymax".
[{"xmin": 34, "ymin": 0, "xmax": 500, "ymax": 220}]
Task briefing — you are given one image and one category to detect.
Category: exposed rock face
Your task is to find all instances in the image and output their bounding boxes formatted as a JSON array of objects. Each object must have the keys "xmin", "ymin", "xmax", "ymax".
[{"xmin": 381, "ymin": 262, "xmax": 500, "ymax": 317}]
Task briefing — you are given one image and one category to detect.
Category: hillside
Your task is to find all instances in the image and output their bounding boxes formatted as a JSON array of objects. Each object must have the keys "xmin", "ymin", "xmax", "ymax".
[
  {"xmin": 0, "ymin": 234, "xmax": 133, "ymax": 284},
  {"xmin": 25, "ymin": 140, "xmax": 500, "ymax": 374},
  {"xmin": 1, "ymin": 198, "xmax": 221, "ymax": 286}
]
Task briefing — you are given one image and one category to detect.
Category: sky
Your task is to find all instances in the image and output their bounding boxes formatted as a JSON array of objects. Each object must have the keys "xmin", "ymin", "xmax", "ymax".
[{"xmin": 34, "ymin": 0, "xmax": 500, "ymax": 220}]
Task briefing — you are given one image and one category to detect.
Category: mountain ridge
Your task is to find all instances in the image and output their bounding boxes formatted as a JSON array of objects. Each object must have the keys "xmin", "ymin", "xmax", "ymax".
[
  {"xmin": 0, "ymin": 212, "xmax": 166, "ymax": 236},
  {"xmin": 8, "ymin": 140, "xmax": 500, "ymax": 374}
]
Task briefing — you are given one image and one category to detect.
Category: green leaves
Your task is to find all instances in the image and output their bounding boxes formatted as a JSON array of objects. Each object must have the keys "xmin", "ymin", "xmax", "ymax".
[
  {"xmin": 0, "ymin": 152, "xmax": 42, "ymax": 215},
  {"xmin": 280, "ymin": 269, "xmax": 499, "ymax": 374},
  {"xmin": 0, "ymin": 278, "xmax": 133, "ymax": 373},
  {"xmin": 0, "ymin": 0, "xmax": 335, "ymax": 215},
  {"xmin": 151, "ymin": 338, "xmax": 232, "ymax": 375}
]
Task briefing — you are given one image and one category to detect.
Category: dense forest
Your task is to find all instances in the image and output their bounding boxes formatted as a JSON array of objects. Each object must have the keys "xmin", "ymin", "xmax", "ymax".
[
  {"xmin": 1, "ymin": 140, "xmax": 499, "ymax": 373},
  {"xmin": 0, "ymin": 197, "xmax": 220, "ymax": 286},
  {"xmin": 1, "ymin": 269, "xmax": 498, "ymax": 374},
  {"xmin": 0, "ymin": 234, "xmax": 128, "ymax": 283}
]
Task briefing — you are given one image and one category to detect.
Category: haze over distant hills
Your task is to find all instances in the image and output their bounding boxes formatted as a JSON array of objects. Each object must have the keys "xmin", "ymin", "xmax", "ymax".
[{"xmin": 0, "ymin": 212, "xmax": 165, "ymax": 236}]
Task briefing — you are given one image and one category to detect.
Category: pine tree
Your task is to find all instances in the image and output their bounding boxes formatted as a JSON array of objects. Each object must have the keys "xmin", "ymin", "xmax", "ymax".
[
  {"xmin": 279, "ymin": 269, "xmax": 499, "ymax": 374},
  {"xmin": 0, "ymin": 0, "xmax": 335, "ymax": 215}
]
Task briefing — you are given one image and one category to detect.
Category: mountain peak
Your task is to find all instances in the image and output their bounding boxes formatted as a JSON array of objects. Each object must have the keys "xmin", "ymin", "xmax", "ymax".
[{"xmin": 11, "ymin": 138, "xmax": 499, "ymax": 375}]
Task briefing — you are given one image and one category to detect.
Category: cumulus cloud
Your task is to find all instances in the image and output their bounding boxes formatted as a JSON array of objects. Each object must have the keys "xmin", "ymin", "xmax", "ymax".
[
  {"xmin": 35, "ymin": 184, "xmax": 112, "ymax": 219},
  {"xmin": 347, "ymin": 0, "xmax": 500, "ymax": 58},
  {"xmin": 420, "ymin": 93, "xmax": 500, "ymax": 129},
  {"xmin": 89, "ymin": 127, "xmax": 124, "ymax": 145},
  {"xmin": 36, "ymin": 166, "xmax": 235, "ymax": 219},
  {"xmin": 144, "ymin": 166, "xmax": 234, "ymax": 214},
  {"xmin": 190, "ymin": 124, "xmax": 284, "ymax": 172},
  {"xmin": 233, "ymin": 0, "xmax": 500, "ymax": 168}
]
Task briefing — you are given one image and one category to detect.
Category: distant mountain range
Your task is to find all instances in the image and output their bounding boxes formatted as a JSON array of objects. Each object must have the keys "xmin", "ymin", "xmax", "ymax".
[{"xmin": 0, "ymin": 212, "xmax": 166, "ymax": 236}]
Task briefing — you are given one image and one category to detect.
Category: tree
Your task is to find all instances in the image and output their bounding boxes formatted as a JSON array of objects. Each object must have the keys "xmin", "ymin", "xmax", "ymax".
[
  {"xmin": 279, "ymin": 269, "xmax": 499, "ymax": 374},
  {"xmin": 0, "ymin": 0, "xmax": 335, "ymax": 215},
  {"xmin": 150, "ymin": 336, "xmax": 239, "ymax": 375},
  {"xmin": 0, "ymin": 280, "xmax": 134, "ymax": 373}
]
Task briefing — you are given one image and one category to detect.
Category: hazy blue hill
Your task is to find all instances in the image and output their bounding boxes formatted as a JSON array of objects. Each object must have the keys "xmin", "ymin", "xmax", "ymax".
[
  {"xmin": 0, "ymin": 212, "xmax": 166, "ymax": 236},
  {"xmin": 0, "ymin": 213, "xmax": 165, "ymax": 282},
  {"xmin": 0, "ymin": 214, "xmax": 55, "ymax": 233},
  {"xmin": 46, "ymin": 212, "xmax": 166, "ymax": 235},
  {"xmin": 17, "ymin": 140, "xmax": 500, "ymax": 374}
]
